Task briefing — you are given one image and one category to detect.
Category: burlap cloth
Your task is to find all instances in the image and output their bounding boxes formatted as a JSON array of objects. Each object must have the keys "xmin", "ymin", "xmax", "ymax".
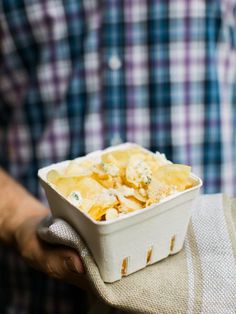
[{"xmin": 38, "ymin": 194, "xmax": 236, "ymax": 313}]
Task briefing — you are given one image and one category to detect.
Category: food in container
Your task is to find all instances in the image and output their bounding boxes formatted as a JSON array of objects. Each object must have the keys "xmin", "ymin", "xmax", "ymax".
[{"xmin": 38, "ymin": 143, "xmax": 202, "ymax": 282}]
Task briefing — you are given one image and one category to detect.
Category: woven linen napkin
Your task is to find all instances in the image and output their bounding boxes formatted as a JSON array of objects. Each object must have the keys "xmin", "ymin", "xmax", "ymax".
[{"xmin": 38, "ymin": 194, "xmax": 236, "ymax": 314}]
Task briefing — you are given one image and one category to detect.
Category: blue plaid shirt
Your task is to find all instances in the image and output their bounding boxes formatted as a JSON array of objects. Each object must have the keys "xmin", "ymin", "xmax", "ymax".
[{"xmin": 0, "ymin": 0, "xmax": 236, "ymax": 313}]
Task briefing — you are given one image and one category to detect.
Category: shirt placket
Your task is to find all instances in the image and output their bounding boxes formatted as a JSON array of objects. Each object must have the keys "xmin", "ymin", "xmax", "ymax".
[{"xmin": 102, "ymin": 0, "xmax": 126, "ymax": 147}]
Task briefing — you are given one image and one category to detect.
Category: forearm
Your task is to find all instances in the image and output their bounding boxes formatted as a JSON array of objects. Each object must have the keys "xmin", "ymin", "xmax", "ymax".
[{"xmin": 0, "ymin": 168, "xmax": 49, "ymax": 246}]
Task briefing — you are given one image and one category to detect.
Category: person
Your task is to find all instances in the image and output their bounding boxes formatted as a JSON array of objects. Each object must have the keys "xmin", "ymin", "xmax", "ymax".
[{"xmin": 0, "ymin": 0, "xmax": 235, "ymax": 312}]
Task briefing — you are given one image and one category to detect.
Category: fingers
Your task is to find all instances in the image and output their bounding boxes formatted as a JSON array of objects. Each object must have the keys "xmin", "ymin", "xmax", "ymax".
[
  {"xmin": 40, "ymin": 246, "xmax": 84, "ymax": 278},
  {"xmin": 38, "ymin": 246, "xmax": 90, "ymax": 290},
  {"xmin": 64, "ymin": 255, "xmax": 83, "ymax": 274},
  {"xmin": 15, "ymin": 215, "xmax": 90, "ymax": 290}
]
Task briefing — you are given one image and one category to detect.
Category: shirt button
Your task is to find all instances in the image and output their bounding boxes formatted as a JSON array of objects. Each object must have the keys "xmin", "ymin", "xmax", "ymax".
[{"xmin": 108, "ymin": 55, "xmax": 122, "ymax": 70}]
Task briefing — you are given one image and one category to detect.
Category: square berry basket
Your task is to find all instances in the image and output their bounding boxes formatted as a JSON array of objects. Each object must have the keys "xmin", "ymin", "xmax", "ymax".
[{"xmin": 38, "ymin": 143, "xmax": 202, "ymax": 283}]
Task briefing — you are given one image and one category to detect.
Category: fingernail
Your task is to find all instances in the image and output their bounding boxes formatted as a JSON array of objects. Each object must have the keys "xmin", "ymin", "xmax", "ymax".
[{"xmin": 64, "ymin": 257, "xmax": 82, "ymax": 274}]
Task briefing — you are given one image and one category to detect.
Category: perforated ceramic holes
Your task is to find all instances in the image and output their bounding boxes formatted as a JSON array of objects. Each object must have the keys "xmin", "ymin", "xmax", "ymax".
[
  {"xmin": 146, "ymin": 247, "xmax": 153, "ymax": 265},
  {"xmin": 170, "ymin": 235, "xmax": 176, "ymax": 252},
  {"xmin": 121, "ymin": 257, "xmax": 128, "ymax": 276}
]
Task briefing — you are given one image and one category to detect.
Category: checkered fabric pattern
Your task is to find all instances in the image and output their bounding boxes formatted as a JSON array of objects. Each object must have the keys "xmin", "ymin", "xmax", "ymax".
[{"xmin": 0, "ymin": 0, "xmax": 236, "ymax": 313}]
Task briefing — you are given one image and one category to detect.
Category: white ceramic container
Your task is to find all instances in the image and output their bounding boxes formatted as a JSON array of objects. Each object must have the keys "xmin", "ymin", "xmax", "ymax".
[{"xmin": 38, "ymin": 143, "xmax": 202, "ymax": 283}]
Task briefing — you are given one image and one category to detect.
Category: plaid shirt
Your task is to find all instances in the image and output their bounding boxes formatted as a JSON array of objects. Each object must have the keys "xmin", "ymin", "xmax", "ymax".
[{"xmin": 0, "ymin": 0, "xmax": 236, "ymax": 313}]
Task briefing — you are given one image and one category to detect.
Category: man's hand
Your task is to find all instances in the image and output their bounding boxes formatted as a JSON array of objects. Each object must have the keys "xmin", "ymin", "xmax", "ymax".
[
  {"xmin": 15, "ymin": 215, "xmax": 89, "ymax": 288},
  {"xmin": 0, "ymin": 169, "xmax": 89, "ymax": 290}
]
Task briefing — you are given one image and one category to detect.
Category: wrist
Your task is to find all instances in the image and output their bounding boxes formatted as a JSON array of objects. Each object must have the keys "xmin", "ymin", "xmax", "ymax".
[
  {"xmin": 9, "ymin": 197, "xmax": 49, "ymax": 247},
  {"xmin": 0, "ymin": 169, "xmax": 49, "ymax": 246},
  {"xmin": 1, "ymin": 195, "xmax": 49, "ymax": 247}
]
